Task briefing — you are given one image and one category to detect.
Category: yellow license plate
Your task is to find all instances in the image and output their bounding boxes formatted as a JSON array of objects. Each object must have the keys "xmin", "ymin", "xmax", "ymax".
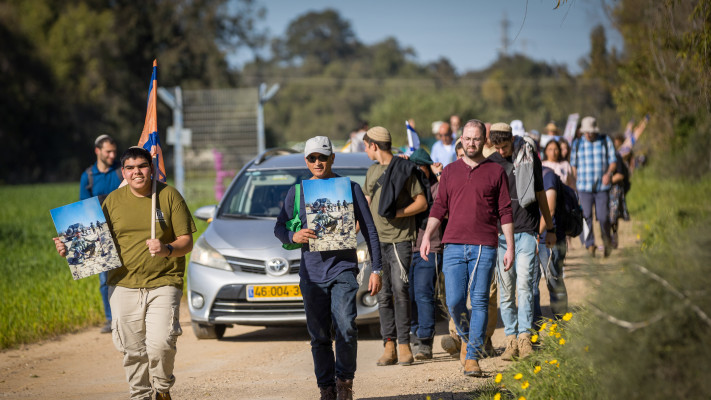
[{"xmin": 247, "ymin": 284, "xmax": 302, "ymax": 301}]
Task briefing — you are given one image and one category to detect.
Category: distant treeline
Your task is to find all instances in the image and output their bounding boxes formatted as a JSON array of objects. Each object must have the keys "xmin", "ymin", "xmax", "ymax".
[{"xmin": 1, "ymin": 0, "xmax": 708, "ymax": 183}]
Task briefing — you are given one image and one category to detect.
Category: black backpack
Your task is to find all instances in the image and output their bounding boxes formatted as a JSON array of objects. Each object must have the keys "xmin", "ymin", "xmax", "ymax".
[{"xmin": 544, "ymin": 169, "xmax": 584, "ymax": 238}]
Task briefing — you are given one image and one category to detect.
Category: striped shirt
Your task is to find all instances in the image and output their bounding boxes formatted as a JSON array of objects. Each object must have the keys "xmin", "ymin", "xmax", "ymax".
[{"xmin": 571, "ymin": 135, "xmax": 616, "ymax": 192}]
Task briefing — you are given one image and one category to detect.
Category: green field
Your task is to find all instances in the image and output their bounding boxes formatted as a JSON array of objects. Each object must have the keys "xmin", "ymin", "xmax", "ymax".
[{"xmin": 0, "ymin": 183, "xmax": 211, "ymax": 349}]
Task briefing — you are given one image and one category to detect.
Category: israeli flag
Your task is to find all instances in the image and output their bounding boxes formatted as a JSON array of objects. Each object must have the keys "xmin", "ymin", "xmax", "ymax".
[{"xmin": 406, "ymin": 120, "xmax": 420, "ymax": 155}]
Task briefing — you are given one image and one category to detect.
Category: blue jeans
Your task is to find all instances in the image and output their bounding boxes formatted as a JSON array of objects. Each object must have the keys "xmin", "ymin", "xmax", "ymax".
[
  {"xmin": 300, "ymin": 270, "xmax": 359, "ymax": 388},
  {"xmin": 409, "ymin": 251, "xmax": 442, "ymax": 340},
  {"xmin": 533, "ymin": 242, "xmax": 569, "ymax": 322},
  {"xmin": 578, "ymin": 190, "xmax": 612, "ymax": 248},
  {"xmin": 99, "ymin": 271, "xmax": 112, "ymax": 322},
  {"xmin": 442, "ymin": 244, "xmax": 497, "ymax": 361},
  {"xmin": 497, "ymin": 232, "xmax": 537, "ymax": 337}
]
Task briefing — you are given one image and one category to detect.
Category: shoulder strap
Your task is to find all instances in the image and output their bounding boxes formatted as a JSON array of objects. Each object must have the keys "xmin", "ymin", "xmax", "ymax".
[
  {"xmin": 292, "ymin": 184, "xmax": 301, "ymax": 218},
  {"xmin": 84, "ymin": 166, "xmax": 94, "ymax": 194},
  {"xmin": 115, "ymin": 167, "xmax": 122, "ymax": 180}
]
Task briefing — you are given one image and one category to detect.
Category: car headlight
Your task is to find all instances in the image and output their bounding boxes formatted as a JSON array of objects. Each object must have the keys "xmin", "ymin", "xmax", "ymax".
[
  {"xmin": 190, "ymin": 236, "xmax": 232, "ymax": 271},
  {"xmin": 356, "ymin": 241, "xmax": 370, "ymax": 263}
]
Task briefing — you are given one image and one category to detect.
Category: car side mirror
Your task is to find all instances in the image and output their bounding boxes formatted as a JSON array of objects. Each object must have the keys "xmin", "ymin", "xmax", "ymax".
[{"xmin": 194, "ymin": 205, "xmax": 217, "ymax": 222}]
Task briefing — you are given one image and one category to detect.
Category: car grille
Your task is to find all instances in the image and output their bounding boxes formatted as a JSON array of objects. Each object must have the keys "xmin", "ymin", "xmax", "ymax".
[
  {"xmin": 224, "ymin": 256, "xmax": 300, "ymax": 274},
  {"xmin": 209, "ymin": 284, "xmax": 304, "ymax": 319}
]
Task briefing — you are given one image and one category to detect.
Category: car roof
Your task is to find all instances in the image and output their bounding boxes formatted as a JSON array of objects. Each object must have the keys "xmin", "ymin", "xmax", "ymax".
[{"xmin": 248, "ymin": 152, "xmax": 375, "ymax": 170}]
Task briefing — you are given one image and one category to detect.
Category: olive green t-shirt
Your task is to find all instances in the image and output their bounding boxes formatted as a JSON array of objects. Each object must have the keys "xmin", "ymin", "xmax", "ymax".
[
  {"xmin": 364, "ymin": 163, "xmax": 423, "ymax": 243},
  {"xmin": 103, "ymin": 183, "xmax": 196, "ymax": 289}
]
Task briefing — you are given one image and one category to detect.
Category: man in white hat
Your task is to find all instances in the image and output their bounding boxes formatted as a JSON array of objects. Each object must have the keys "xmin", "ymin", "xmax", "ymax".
[{"xmin": 570, "ymin": 116, "xmax": 617, "ymax": 257}]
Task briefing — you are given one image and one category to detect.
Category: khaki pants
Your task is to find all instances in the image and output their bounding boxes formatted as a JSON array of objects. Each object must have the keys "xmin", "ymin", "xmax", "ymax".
[{"xmin": 109, "ymin": 285, "xmax": 183, "ymax": 400}]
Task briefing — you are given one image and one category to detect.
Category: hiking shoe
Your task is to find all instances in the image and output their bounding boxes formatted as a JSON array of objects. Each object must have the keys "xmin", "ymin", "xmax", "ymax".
[
  {"xmin": 319, "ymin": 385, "xmax": 337, "ymax": 400},
  {"xmin": 604, "ymin": 246, "xmax": 612, "ymax": 258},
  {"xmin": 463, "ymin": 359, "xmax": 482, "ymax": 377},
  {"xmin": 336, "ymin": 378, "xmax": 353, "ymax": 400},
  {"xmin": 155, "ymin": 391, "xmax": 172, "ymax": 400},
  {"xmin": 482, "ymin": 336, "xmax": 495, "ymax": 358},
  {"xmin": 586, "ymin": 246, "xmax": 596, "ymax": 258},
  {"xmin": 100, "ymin": 321, "xmax": 111, "ymax": 334},
  {"xmin": 440, "ymin": 334, "xmax": 460, "ymax": 357},
  {"xmin": 500, "ymin": 334, "xmax": 518, "ymax": 361},
  {"xmin": 414, "ymin": 339, "xmax": 433, "ymax": 360},
  {"xmin": 376, "ymin": 339, "xmax": 397, "ymax": 366},
  {"xmin": 517, "ymin": 333, "xmax": 534, "ymax": 359},
  {"xmin": 398, "ymin": 343, "xmax": 414, "ymax": 366}
]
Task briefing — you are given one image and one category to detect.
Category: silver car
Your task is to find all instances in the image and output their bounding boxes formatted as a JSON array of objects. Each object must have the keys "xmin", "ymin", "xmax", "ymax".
[{"xmin": 188, "ymin": 149, "xmax": 380, "ymax": 339}]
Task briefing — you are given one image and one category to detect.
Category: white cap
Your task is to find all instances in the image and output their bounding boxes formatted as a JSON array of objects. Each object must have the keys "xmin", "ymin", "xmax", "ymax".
[
  {"xmin": 304, "ymin": 136, "xmax": 333, "ymax": 157},
  {"xmin": 511, "ymin": 120, "xmax": 525, "ymax": 137}
]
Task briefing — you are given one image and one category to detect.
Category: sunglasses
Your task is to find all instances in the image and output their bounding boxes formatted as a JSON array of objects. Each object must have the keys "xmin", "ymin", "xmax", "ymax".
[{"xmin": 306, "ymin": 154, "xmax": 330, "ymax": 163}]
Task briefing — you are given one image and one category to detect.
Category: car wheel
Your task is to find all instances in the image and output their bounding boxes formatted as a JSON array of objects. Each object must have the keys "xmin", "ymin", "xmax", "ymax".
[{"xmin": 191, "ymin": 322, "xmax": 226, "ymax": 340}]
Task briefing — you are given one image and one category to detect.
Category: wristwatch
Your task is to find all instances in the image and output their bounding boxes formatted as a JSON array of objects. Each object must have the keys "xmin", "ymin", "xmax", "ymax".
[
  {"xmin": 435, "ymin": 171, "xmax": 442, "ymax": 177},
  {"xmin": 165, "ymin": 243, "xmax": 174, "ymax": 257},
  {"xmin": 372, "ymin": 270, "xmax": 383, "ymax": 277}
]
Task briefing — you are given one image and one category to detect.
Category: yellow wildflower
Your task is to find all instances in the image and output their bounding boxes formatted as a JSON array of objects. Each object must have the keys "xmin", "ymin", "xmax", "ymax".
[
  {"xmin": 494, "ymin": 393, "xmax": 501, "ymax": 400},
  {"xmin": 550, "ymin": 359, "xmax": 558, "ymax": 365},
  {"xmin": 562, "ymin": 312, "xmax": 573, "ymax": 321},
  {"xmin": 521, "ymin": 381, "xmax": 530, "ymax": 389},
  {"xmin": 559, "ymin": 338, "xmax": 566, "ymax": 345},
  {"xmin": 584, "ymin": 346, "xmax": 590, "ymax": 352},
  {"xmin": 519, "ymin": 397, "xmax": 527, "ymax": 400},
  {"xmin": 514, "ymin": 373, "xmax": 523, "ymax": 380},
  {"xmin": 534, "ymin": 365, "xmax": 541, "ymax": 374},
  {"xmin": 531, "ymin": 334, "xmax": 538, "ymax": 343},
  {"xmin": 495, "ymin": 373, "xmax": 502, "ymax": 383},
  {"xmin": 555, "ymin": 332, "xmax": 562, "ymax": 338},
  {"xmin": 539, "ymin": 322, "xmax": 547, "ymax": 331},
  {"xmin": 550, "ymin": 323, "xmax": 558, "ymax": 332}
]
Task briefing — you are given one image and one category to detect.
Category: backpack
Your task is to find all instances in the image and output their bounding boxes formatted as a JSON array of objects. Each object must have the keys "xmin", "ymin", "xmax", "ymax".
[
  {"xmin": 544, "ymin": 169, "xmax": 584, "ymax": 238},
  {"xmin": 85, "ymin": 165, "xmax": 123, "ymax": 204},
  {"xmin": 282, "ymin": 184, "xmax": 302, "ymax": 250}
]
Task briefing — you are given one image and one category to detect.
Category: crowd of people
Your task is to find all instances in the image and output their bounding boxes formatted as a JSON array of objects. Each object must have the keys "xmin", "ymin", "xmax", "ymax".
[{"xmin": 275, "ymin": 114, "xmax": 646, "ymax": 399}]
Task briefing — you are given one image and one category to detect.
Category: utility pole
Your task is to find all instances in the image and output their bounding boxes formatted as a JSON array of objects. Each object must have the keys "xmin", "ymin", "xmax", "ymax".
[
  {"xmin": 500, "ymin": 12, "xmax": 510, "ymax": 57},
  {"xmin": 157, "ymin": 86, "xmax": 185, "ymax": 195},
  {"xmin": 257, "ymin": 83, "xmax": 280, "ymax": 154}
]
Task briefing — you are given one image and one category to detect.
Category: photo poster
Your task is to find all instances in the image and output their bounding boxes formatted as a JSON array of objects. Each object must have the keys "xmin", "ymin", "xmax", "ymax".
[
  {"xmin": 562, "ymin": 113, "xmax": 580, "ymax": 146},
  {"xmin": 302, "ymin": 177, "xmax": 357, "ymax": 252},
  {"xmin": 50, "ymin": 197, "xmax": 122, "ymax": 280}
]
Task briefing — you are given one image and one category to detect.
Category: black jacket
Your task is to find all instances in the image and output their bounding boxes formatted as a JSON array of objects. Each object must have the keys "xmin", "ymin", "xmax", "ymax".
[{"xmin": 374, "ymin": 156, "xmax": 432, "ymax": 230}]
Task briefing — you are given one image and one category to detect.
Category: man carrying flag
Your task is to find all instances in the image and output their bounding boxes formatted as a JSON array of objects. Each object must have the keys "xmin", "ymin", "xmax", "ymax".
[{"xmin": 54, "ymin": 60, "xmax": 196, "ymax": 400}]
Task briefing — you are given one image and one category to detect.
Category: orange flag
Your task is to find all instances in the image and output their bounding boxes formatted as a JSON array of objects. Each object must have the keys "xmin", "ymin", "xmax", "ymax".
[{"xmin": 138, "ymin": 59, "xmax": 167, "ymax": 182}]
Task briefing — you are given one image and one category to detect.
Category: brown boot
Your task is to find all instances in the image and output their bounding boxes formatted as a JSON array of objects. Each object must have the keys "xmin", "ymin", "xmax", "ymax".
[
  {"xmin": 440, "ymin": 334, "xmax": 460, "ymax": 357},
  {"xmin": 518, "ymin": 333, "xmax": 534, "ymax": 359},
  {"xmin": 500, "ymin": 334, "xmax": 518, "ymax": 361},
  {"xmin": 155, "ymin": 391, "xmax": 172, "ymax": 400},
  {"xmin": 319, "ymin": 385, "xmax": 337, "ymax": 400},
  {"xmin": 336, "ymin": 378, "xmax": 353, "ymax": 400},
  {"xmin": 482, "ymin": 336, "xmax": 495, "ymax": 358},
  {"xmin": 463, "ymin": 359, "xmax": 482, "ymax": 377},
  {"xmin": 398, "ymin": 343, "xmax": 414, "ymax": 366},
  {"xmin": 376, "ymin": 339, "xmax": 397, "ymax": 366},
  {"xmin": 459, "ymin": 339, "xmax": 467, "ymax": 366}
]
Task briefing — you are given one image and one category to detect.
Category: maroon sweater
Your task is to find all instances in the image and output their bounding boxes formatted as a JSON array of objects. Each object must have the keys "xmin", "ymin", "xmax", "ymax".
[{"xmin": 429, "ymin": 158, "xmax": 513, "ymax": 247}]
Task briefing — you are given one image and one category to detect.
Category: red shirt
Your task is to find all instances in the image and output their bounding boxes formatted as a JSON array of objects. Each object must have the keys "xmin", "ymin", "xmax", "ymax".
[{"xmin": 429, "ymin": 158, "xmax": 513, "ymax": 247}]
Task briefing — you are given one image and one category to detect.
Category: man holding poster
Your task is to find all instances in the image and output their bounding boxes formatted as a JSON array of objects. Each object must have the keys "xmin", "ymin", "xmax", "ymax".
[
  {"xmin": 55, "ymin": 147, "xmax": 195, "ymax": 400},
  {"xmin": 274, "ymin": 136, "xmax": 382, "ymax": 400}
]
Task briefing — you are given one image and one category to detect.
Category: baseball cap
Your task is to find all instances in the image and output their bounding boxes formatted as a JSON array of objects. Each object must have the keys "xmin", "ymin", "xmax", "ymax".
[{"xmin": 304, "ymin": 136, "xmax": 333, "ymax": 157}]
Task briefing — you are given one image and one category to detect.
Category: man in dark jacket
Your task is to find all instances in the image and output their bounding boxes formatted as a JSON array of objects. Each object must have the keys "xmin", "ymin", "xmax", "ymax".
[{"xmin": 363, "ymin": 126, "xmax": 427, "ymax": 367}]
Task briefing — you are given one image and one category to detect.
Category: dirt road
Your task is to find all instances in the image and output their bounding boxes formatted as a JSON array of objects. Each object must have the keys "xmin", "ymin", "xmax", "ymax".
[{"xmin": 0, "ymin": 222, "xmax": 636, "ymax": 400}]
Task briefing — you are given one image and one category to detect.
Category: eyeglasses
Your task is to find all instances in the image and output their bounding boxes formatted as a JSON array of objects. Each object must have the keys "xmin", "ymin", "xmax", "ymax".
[{"xmin": 306, "ymin": 154, "xmax": 330, "ymax": 163}]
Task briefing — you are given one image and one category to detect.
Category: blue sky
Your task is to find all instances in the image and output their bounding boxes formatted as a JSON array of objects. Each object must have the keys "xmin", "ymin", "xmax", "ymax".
[
  {"xmin": 303, "ymin": 177, "xmax": 353, "ymax": 205},
  {"xmin": 236, "ymin": 0, "xmax": 621, "ymax": 74},
  {"xmin": 50, "ymin": 198, "xmax": 106, "ymax": 234}
]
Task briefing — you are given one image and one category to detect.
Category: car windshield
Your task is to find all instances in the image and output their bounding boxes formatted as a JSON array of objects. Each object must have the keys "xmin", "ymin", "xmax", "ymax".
[{"xmin": 220, "ymin": 168, "xmax": 367, "ymax": 218}]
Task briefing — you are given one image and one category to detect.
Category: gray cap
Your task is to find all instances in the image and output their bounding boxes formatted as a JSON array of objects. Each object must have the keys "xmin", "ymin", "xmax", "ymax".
[{"xmin": 304, "ymin": 136, "xmax": 333, "ymax": 157}]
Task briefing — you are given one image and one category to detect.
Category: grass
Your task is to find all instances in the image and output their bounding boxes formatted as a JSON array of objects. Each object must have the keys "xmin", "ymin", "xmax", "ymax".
[
  {"xmin": 0, "ymin": 182, "xmax": 214, "ymax": 349},
  {"xmin": 476, "ymin": 169, "xmax": 711, "ymax": 399}
]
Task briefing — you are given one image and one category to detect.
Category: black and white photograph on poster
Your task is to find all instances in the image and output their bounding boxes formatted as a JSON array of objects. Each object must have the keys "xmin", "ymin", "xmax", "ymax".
[
  {"xmin": 50, "ymin": 197, "xmax": 122, "ymax": 280},
  {"xmin": 302, "ymin": 177, "xmax": 357, "ymax": 252}
]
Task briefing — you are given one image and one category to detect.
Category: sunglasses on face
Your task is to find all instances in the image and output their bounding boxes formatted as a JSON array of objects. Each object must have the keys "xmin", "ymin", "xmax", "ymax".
[{"xmin": 306, "ymin": 154, "xmax": 330, "ymax": 163}]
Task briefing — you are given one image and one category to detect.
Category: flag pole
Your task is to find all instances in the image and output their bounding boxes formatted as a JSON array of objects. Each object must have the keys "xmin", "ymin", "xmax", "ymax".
[{"xmin": 151, "ymin": 158, "xmax": 157, "ymax": 240}]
